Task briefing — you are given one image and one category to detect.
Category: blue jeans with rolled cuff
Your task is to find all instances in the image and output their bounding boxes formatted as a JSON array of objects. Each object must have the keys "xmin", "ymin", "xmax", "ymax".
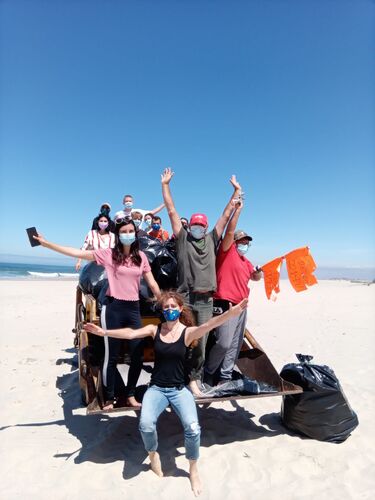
[{"xmin": 139, "ymin": 385, "xmax": 201, "ymax": 460}]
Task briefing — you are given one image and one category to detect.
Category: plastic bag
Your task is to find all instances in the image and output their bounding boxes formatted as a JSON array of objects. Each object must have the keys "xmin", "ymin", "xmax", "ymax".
[
  {"xmin": 138, "ymin": 235, "xmax": 177, "ymax": 290},
  {"xmin": 201, "ymin": 377, "xmax": 278, "ymax": 398},
  {"xmin": 280, "ymin": 354, "xmax": 358, "ymax": 443},
  {"xmin": 78, "ymin": 262, "xmax": 108, "ymax": 299}
]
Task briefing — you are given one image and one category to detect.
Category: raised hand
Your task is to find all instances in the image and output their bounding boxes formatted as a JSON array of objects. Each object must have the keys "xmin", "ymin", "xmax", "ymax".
[
  {"xmin": 230, "ymin": 175, "xmax": 241, "ymax": 192},
  {"xmin": 84, "ymin": 322, "xmax": 106, "ymax": 336},
  {"xmin": 161, "ymin": 167, "xmax": 174, "ymax": 185}
]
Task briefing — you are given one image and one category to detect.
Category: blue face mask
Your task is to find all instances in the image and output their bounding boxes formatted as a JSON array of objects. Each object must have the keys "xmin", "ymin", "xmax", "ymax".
[
  {"xmin": 124, "ymin": 201, "xmax": 133, "ymax": 209},
  {"xmin": 237, "ymin": 243, "xmax": 249, "ymax": 255},
  {"xmin": 152, "ymin": 223, "xmax": 161, "ymax": 231},
  {"xmin": 163, "ymin": 308, "xmax": 181, "ymax": 322},
  {"xmin": 145, "ymin": 218, "xmax": 152, "ymax": 227},
  {"xmin": 190, "ymin": 225, "xmax": 206, "ymax": 240},
  {"xmin": 119, "ymin": 233, "xmax": 136, "ymax": 246},
  {"xmin": 133, "ymin": 219, "xmax": 141, "ymax": 228}
]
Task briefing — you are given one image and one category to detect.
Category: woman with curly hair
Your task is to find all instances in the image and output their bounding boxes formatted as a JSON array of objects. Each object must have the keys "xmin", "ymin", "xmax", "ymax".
[{"xmin": 84, "ymin": 290, "xmax": 248, "ymax": 497}]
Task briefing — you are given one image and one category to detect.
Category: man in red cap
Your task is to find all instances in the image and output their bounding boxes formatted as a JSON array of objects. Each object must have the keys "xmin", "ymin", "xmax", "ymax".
[{"xmin": 161, "ymin": 167, "xmax": 242, "ymax": 396}]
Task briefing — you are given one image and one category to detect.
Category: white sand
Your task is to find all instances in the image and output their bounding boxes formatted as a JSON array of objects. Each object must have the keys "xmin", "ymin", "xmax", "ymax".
[{"xmin": 0, "ymin": 279, "xmax": 374, "ymax": 500}]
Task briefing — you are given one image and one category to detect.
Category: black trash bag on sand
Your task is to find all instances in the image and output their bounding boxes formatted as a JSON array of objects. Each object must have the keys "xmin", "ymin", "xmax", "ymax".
[
  {"xmin": 280, "ymin": 354, "xmax": 358, "ymax": 443},
  {"xmin": 201, "ymin": 377, "xmax": 278, "ymax": 398}
]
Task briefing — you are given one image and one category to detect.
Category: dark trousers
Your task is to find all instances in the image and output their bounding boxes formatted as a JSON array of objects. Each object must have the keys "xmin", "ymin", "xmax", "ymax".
[{"xmin": 100, "ymin": 298, "xmax": 143, "ymax": 401}]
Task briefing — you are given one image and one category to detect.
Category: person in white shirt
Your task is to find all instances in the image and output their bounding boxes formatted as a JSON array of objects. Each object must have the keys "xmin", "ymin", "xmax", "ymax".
[{"xmin": 75, "ymin": 213, "xmax": 115, "ymax": 271}]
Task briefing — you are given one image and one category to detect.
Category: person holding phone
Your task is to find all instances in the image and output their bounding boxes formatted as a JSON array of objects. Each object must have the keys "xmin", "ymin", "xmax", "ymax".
[
  {"xmin": 84, "ymin": 290, "xmax": 248, "ymax": 497},
  {"xmin": 33, "ymin": 216, "xmax": 161, "ymax": 409}
]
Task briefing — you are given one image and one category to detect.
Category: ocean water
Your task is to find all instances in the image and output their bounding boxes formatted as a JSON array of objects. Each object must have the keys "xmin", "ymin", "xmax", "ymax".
[
  {"xmin": 0, "ymin": 261, "xmax": 373, "ymax": 281},
  {"xmin": 0, "ymin": 262, "xmax": 79, "ymax": 279}
]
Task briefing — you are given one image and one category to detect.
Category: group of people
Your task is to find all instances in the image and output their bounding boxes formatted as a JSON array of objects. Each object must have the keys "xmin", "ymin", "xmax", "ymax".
[{"xmin": 34, "ymin": 168, "xmax": 262, "ymax": 497}]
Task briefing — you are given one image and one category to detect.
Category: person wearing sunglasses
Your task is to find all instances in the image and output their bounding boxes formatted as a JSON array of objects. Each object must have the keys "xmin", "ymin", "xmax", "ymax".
[
  {"xmin": 204, "ymin": 200, "xmax": 263, "ymax": 386},
  {"xmin": 34, "ymin": 216, "xmax": 161, "ymax": 409}
]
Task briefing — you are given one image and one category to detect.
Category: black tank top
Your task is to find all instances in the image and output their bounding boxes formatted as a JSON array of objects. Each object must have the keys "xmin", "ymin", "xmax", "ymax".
[{"xmin": 150, "ymin": 325, "xmax": 187, "ymax": 388}]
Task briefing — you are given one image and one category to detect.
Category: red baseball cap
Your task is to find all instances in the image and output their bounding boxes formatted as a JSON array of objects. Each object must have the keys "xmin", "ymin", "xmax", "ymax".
[{"xmin": 189, "ymin": 213, "xmax": 208, "ymax": 227}]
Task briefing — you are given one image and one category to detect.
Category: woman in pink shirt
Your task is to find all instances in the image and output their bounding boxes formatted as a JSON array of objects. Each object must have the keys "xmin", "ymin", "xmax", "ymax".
[{"xmin": 34, "ymin": 216, "xmax": 161, "ymax": 409}]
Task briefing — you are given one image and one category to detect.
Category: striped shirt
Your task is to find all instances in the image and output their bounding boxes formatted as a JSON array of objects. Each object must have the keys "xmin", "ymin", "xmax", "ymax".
[{"xmin": 81, "ymin": 230, "xmax": 115, "ymax": 250}]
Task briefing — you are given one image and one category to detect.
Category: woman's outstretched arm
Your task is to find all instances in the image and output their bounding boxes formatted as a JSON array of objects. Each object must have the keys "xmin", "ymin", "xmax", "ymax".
[
  {"xmin": 33, "ymin": 234, "xmax": 96, "ymax": 261},
  {"xmin": 84, "ymin": 322, "xmax": 157, "ymax": 340},
  {"xmin": 185, "ymin": 298, "xmax": 248, "ymax": 345}
]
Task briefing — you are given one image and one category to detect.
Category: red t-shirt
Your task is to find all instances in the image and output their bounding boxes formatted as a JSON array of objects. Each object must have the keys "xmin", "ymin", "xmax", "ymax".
[
  {"xmin": 214, "ymin": 243, "xmax": 254, "ymax": 304},
  {"xmin": 148, "ymin": 228, "xmax": 169, "ymax": 241}
]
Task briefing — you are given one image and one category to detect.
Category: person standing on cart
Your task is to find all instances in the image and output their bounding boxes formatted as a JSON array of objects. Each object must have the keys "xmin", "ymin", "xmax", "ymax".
[
  {"xmin": 204, "ymin": 200, "xmax": 262, "ymax": 385},
  {"xmin": 161, "ymin": 167, "xmax": 243, "ymax": 396},
  {"xmin": 33, "ymin": 216, "xmax": 161, "ymax": 409}
]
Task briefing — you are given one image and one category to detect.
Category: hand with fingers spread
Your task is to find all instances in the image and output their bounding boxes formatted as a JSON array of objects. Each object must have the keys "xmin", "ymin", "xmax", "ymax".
[{"xmin": 161, "ymin": 167, "xmax": 174, "ymax": 185}]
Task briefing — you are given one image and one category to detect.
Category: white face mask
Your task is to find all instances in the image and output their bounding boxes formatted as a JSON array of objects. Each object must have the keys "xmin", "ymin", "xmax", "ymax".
[
  {"xmin": 133, "ymin": 219, "xmax": 141, "ymax": 228},
  {"xmin": 119, "ymin": 233, "xmax": 136, "ymax": 246},
  {"xmin": 124, "ymin": 201, "xmax": 133, "ymax": 209},
  {"xmin": 236, "ymin": 243, "xmax": 249, "ymax": 255},
  {"xmin": 190, "ymin": 225, "xmax": 206, "ymax": 239}
]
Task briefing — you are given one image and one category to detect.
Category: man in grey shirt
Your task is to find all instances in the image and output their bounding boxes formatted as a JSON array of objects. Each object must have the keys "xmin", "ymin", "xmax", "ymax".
[{"xmin": 161, "ymin": 167, "xmax": 242, "ymax": 396}]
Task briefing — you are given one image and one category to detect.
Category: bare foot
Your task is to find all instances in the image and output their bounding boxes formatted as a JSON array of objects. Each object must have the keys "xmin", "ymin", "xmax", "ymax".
[
  {"xmin": 102, "ymin": 400, "xmax": 114, "ymax": 410},
  {"xmin": 149, "ymin": 451, "xmax": 163, "ymax": 477},
  {"xmin": 189, "ymin": 460, "xmax": 202, "ymax": 496},
  {"xmin": 126, "ymin": 396, "xmax": 142, "ymax": 408},
  {"xmin": 189, "ymin": 380, "xmax": 203, "ymax": 398}
]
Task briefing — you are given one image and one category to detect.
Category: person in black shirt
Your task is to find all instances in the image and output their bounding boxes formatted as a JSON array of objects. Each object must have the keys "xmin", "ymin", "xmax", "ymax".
[
  {"xmin": 84, "ymin": 291, "xmax": 248, "ymax": 497},
  {"xmin": 91, "ymin": 202, "xmax": 116, "ymax": 232}
]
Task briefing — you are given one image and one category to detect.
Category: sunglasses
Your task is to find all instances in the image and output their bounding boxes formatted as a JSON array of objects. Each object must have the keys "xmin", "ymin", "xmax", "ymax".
[{"xmin": 115, "ymin": 216, "xmax": 133, "ymax": 225}]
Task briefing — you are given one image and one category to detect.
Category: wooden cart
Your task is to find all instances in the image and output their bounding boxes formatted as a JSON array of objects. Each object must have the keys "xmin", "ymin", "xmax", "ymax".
[{"xmin": 72, "ymin": 287, "xmax": 302, "ymax": 414}]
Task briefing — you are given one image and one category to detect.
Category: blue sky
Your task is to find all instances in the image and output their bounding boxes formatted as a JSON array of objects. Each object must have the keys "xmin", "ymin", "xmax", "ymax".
[{"xmin": 0, "ymin": 0, "xmax": 374, "ymax": 268}]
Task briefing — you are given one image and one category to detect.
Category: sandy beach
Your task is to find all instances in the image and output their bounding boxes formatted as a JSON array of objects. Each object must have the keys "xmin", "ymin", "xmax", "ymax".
[{"xmin": 1, "ymin": 279, "xmax": 374, "ymax": 500}]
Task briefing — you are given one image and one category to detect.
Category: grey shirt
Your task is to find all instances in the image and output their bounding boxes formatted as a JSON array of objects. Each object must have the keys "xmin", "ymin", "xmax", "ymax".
[{"xmin": 175, "ymin": 227, "xmax": 220, "ymax": 293}]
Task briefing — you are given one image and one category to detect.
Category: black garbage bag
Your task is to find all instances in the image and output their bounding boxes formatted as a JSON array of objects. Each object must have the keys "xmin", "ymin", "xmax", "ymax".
[
  {"xmin": 280, "ymin": 354, "xmax": 359, "ymax": 443},
  {"xmin": 138, "ymin": 235, "xmax": 177, "ymax": 290},
  {"xmin": 79, "ymin": 262, "xmax": 108, "ymax": 299},
  {"xmin": 201, "ymin": 377, "xmax": 278, "ymax": 398}
]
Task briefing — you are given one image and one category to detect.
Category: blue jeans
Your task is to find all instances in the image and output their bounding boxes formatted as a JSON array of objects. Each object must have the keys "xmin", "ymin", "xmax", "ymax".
[{"xmin": 139, "ymin": 385, "xmax": 201, "ymax": 460}]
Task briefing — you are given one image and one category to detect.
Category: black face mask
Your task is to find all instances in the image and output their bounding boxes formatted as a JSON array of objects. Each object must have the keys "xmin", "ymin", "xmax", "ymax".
[{"xmin": 101, "ymin": 208, "xmax": 110, "ymax": 216}]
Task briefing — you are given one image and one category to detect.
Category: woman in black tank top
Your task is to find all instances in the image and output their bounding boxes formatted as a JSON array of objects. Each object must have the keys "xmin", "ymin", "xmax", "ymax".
[{"xmin": 85, "ymin": 291, "xmax": 248, "ymax": 497}]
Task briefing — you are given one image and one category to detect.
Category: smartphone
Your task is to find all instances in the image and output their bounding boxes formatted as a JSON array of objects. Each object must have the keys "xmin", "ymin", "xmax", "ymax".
[{"xmin": 26, "ymin": 227, "xmax": 41, "ymax": 247}]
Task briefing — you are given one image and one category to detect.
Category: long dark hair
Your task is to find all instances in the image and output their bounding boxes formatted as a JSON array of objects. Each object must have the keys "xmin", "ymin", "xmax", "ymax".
[
  {"xmin": 112, "ymin": 218, "xmax": 142, "ymax": 266},
  {"xmin": 96, "ymin": 214, "xmax": 111, "ymax": 234}
]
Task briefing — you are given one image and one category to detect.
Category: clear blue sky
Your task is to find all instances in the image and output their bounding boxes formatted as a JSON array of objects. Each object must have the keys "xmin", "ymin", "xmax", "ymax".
[{"xmin": 0, "ymin": 0, "xmax": 374, "ymax": 268}]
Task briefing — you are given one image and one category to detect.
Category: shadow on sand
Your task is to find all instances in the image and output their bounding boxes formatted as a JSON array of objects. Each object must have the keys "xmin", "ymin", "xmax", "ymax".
[{"xmin": 1, "ymin": 348, "xmax": 288, "ymax": 479}]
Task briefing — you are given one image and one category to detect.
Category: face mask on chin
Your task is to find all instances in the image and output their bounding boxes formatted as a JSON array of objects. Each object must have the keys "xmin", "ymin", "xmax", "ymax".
[
  {"xmin": 190, "ymin": 225, "xmax": 206, "ymax": 240},
  {"xmin": 119, "ymin": 233, "xmax": 136, "ymax": 246}
]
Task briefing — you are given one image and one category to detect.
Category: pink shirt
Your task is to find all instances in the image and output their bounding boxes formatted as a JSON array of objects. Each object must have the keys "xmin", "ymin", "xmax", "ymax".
[
  {"xmin": 94, "ymin": 248, "xmax": 151, "ymax": 301},
  {"xmin": 214, "ymin": 243, "xmax": 254, "ymax": 304}
]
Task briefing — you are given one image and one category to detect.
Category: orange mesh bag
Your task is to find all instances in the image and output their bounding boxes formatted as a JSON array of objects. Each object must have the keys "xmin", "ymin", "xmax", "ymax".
[
  {"xmin": 285, "ymin": 247, "xmax": 318, "ymax": 292},
  {"xmin": 262, "ymin": 257, "xmax": 283, "ymax": 300}
]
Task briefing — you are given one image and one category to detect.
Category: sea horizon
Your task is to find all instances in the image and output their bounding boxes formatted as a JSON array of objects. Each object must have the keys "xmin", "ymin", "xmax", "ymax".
[{"xmin": 0, "ymin": 260, "xmax": 374, "ymax": 282}]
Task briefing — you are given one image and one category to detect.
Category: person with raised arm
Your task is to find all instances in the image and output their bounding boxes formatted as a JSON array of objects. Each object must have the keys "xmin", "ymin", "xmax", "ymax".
[
  {"xmin": 205, "ymin": 200, "xmax": 263, "ymax": 385},
  {"xmin": 160, "ymin": 167, "xmax": 242, "ymax": 396},
  {"xmin": 34, "ymin": 216, "xmax": 161, "ymax": 409},
  {"xmin": 84, "ymin": 291, "xmax": 248, "ymax": 497}
]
